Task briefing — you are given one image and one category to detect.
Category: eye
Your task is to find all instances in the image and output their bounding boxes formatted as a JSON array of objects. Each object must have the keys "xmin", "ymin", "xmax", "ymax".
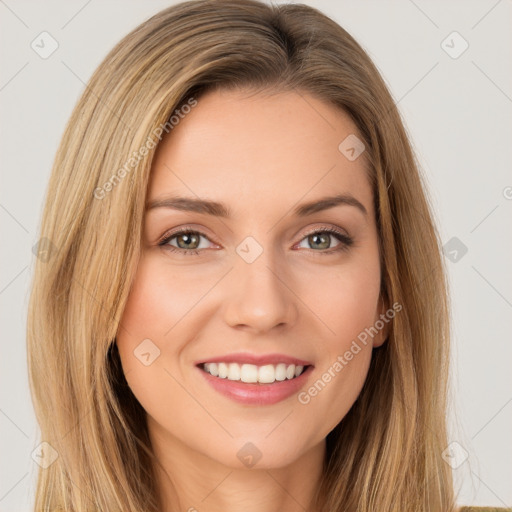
[
  {"xmin": 158, "ymin": 226, "xmax": 353, "ymax": 256},
  {"xmin": 158, "ymin": 227, "xmax": 215, "ymax": 256},
  {"xmin": 295, "ymin": 226, "xmax": 353, "ymax": 255}
]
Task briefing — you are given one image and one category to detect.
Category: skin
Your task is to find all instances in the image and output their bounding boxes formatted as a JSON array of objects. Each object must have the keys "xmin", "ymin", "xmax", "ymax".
[{"xmin": 116, "ymin": 88, "xmax": 389, "ymax": 512}]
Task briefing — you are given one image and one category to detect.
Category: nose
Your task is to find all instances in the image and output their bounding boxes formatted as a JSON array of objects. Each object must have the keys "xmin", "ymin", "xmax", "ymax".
[{"xmin": 223, "ymin": 250, "xmax": 298, "ymax": 334}]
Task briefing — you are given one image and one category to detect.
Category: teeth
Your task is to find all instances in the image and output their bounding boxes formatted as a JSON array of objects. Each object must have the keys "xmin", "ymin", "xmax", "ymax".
[
  {"xmin": 275, "ymin": 363, "xmax": 287, "ymax": 381},
  {"xmin": 241, "ymin": 364, "xmax": 258, "ymax": 383},
  {"xmin": 202, "ymin": 362, "xmax": 306, "ymax": 383},
  {"xmin": 227, "ymin": 362, "xmax": 240, "ymax": 381},
  {"xmin": 218, "ymin": 362, "xmax": 228, "ymax": 379},
  {"xmin": 258, "ymin": 364, "xmax": 275, "ymax": 384}
]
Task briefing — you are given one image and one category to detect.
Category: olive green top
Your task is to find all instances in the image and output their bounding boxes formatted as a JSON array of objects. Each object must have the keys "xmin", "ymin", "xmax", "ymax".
[{"xmin": 459, "ymin": 507, "xmax": 512, "ymax": 512}]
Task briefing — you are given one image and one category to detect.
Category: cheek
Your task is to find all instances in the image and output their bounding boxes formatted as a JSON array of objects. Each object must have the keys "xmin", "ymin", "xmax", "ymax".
[
  {"xmin": 332, "ymin": 275, "xmax": 381, "ymax": 341},
  {"xmin": 303, "ymin": 251, "xmax": 382, "ymax": 345},
  {"xmin": 115, "ymin": 255, "xmax": 203, "ymax": 431},
  {"xmin": 294, "ymin": 253, "xmax": 381, "ymax": 423},
  {"xmin": 115, "ymin": 254, "xmax": 184, "ymax": 390},
  {"xmin": 117, "ymin": 253, "xmax": 202, "ymax": 348}
]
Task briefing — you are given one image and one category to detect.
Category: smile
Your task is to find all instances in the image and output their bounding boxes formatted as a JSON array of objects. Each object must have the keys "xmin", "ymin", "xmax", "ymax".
[
  {"xmin": 201, "ymin": 362, "xmax": 308, "ymax": 384},
  {"xmin": 196, "ymin": 362, "xmax": 314, "ymax": 405}
]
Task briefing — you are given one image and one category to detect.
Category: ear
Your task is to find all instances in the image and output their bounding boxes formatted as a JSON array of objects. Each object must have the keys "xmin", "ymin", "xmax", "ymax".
[{"xmin": 372, "ymin": 295, "xmax": 391, "ymax": 348}]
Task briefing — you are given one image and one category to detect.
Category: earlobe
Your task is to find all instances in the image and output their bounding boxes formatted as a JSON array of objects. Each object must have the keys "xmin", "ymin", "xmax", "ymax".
[
  {"xmin": 373, "ymin": 331, "xmax": 388, "ymax": 348},
  {"xmin": 373, "ymin": 295, "xmax": 390, "ymax": 348}
]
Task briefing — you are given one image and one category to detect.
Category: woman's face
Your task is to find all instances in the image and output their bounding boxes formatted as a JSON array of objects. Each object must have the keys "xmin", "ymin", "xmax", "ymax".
[{"xmin": 116, "ymin": 88, "xmax": 388, "ymax": 470}]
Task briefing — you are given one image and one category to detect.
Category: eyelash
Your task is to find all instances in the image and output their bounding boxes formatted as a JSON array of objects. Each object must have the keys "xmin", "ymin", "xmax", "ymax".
[{"xmin": 157, "ymin": 226, "xmax": 354, "ymax": 257}]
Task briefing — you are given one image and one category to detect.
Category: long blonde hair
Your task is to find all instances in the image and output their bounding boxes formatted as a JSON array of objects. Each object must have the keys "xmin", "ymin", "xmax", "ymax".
[{"xmin": 27, "ymin": 0, "xmax": 456, "ymax": 510}]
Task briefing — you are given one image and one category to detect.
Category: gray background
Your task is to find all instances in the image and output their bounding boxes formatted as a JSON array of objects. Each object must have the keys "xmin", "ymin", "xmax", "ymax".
[{"xmin": 1, "ymin": 0, "xmax": 511, "ymax": 509}]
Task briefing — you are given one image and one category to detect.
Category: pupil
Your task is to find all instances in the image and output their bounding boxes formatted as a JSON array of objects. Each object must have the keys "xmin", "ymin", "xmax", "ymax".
[
  {"xmin": 178, "ymin": 233, "xmax": 198, "ymax": 249},
  {"xmin": 310, "ymin": 233, "xmax": 329, "ymax": 249}
]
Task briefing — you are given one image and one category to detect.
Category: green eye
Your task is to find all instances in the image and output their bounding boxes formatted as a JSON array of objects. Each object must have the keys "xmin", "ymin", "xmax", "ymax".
[{"xmin": 158, "ymin": 227, "xmax": 353, "ymax": 256}]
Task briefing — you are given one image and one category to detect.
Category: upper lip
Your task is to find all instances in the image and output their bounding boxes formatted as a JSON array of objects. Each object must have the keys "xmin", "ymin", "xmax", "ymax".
[{"xmin": 196, "ymin": 352, "xmax": 313, "ymax": 367}]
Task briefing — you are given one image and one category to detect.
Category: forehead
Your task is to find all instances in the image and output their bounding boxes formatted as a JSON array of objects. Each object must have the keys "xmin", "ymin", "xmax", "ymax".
[{"xmin": 147, "ymin": 88, "xmax": 373, "ymax": 219}]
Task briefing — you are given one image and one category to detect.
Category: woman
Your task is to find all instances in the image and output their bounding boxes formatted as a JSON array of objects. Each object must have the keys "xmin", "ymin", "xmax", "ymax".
[{"xmin": 26, "ymin": 1, "xmax": 508, "ymax": 510}]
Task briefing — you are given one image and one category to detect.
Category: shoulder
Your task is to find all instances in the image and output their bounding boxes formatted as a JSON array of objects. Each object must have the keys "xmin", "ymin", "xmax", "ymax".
[{"xmin": 458, "ymin": 507, "xmax": 512, "ymax": 512}]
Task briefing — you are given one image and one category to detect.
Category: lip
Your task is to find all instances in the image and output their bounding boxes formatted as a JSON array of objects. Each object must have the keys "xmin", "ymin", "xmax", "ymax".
[
  {"xmin": 196, "ymin": 364, "xmax": 315, "ymax": 406},
  {"xmin": 195, "ymin": 352, "xmax": 313, "ymax": 367}
]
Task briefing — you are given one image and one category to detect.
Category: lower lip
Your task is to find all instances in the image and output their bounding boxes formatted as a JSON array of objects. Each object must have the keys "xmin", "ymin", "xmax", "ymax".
[{"xmin": 197, "ymin": 365, "xmax": 314, "ymax": 405}]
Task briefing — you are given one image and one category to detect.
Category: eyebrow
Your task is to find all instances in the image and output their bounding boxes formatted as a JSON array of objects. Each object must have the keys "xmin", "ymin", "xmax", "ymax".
[{"xmin": 146, "ymin": 193, "xmax": 368, "ymax": 218}]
